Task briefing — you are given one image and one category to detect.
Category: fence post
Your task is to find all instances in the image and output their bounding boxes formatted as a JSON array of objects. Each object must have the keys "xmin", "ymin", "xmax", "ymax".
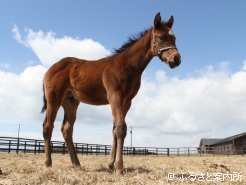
[
  {"xmin": 8, "ymin": 140, "xmax": 11, "ymax": 153},
  {"xmin": 188, "ymin": 148, "xmax": 190, "ymax": 157},
  {"xmin": 38, "ymin": 142, "xmax": 41, "ymax": 154},
  {"xmin": 156, "ymin": 148, "xmax": 158, "ymax": 156},
  {"xmin": 167, "ymin": 148, "xmax": 169, "ymax": 157},
  {"xmin": 81, "ymin": 145, "xmax": 84, "ymax": 155},
  {"xmin": 177, "ymin": 148, "xmax": 179, "ymax": 156},
  {"xmin": 63, "ymin": 143, "xmax": 65, "ymax": 155},
  {"xmin": 16, "ymin": 138, "xmax": 20, "ymax": 154},
  {"xmin": 24, "ymin": 141, "xmax": 27, "ymax": 154},
  {"xmin": 105, "ymin": 146, "xmax": 107, "ymax": 156},
  {"xmin": 34, "ymin": 140, "xmax": 37, "ymax": 154}
]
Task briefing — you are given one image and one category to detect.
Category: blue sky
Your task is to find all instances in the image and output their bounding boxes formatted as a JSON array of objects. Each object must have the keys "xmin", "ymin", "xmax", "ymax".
[
  {"xmin": 1, "ymin": 0, "xmax": 246, "ymax": 74},
  {"xmin": 1, "ymin": 1, "xmax": 246, "ymax": 147}
]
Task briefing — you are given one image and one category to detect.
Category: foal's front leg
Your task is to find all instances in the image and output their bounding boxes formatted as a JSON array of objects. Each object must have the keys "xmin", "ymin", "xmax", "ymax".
[
  {"xmin": 114, "ymin": 122, "xmax": 127, "ymax": 174},
  {"xmin": 108, "ymin": 121, "xmax": 117, "ymax": 170},
  {"xmin": 108, "ymin": 94, "xmax": 127, "ymax": 175}
]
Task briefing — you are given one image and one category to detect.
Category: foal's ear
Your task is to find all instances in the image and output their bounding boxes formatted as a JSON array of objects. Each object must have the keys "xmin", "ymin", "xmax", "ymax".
[
  {"xmin": 154, "ymin": 12, "xmax": 162, "ymax": 28},
  {"xmin": 165, "ymin": 16, "xmax": 174, "ymax": 28}
]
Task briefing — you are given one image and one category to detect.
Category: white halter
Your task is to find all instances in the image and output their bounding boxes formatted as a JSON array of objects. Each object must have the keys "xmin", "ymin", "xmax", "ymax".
[{"xmin": 158, "ymin": 46, "xmax": 177, "ymax": 53}]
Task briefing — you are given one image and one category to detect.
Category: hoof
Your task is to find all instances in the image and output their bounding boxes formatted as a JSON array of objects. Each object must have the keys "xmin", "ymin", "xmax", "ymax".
[
  {"xmin": 72, "ymin": 164, "xmax": 82, "ymax": 170},
  {"xmin": 108, "ymin": 163, "xmax": 114, "ymax": 170},
  {"xmin": 45, "ymin": 160, "xmax": 52, "ymax": 167},
  {"xmin": 115, "ymin": 169, "xmax": 124, "ymax": 175},
  {"xmin": 114, "ymin": 161, "xmax": 123, "ymax": 175}
]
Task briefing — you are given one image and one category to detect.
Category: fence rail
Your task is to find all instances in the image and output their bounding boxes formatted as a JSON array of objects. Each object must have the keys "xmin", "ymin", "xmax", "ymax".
[{"xmin": 0, "ymin": 136, "xmax": 244, "ymax": 156}]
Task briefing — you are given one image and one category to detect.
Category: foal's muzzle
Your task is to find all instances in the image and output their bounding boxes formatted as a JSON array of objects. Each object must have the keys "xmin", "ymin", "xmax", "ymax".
[
  {"xmin": 169, "ymin": 55, "xmax": 181, "ymax": 68},
  {"xmin": 160, "ymin": 51, "xmax": 181, "ymax": 69}
]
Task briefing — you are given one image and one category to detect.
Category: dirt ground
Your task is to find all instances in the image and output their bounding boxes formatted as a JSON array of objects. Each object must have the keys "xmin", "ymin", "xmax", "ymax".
[{"xmin": 0, "ymin": 153, "xmax": 245, "ymax": 184}]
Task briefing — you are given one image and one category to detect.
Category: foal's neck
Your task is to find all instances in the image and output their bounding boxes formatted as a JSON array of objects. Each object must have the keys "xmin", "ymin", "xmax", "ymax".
[{"xmin": 121, "ymin": 29, "xmax": 154, "ymax": 73}]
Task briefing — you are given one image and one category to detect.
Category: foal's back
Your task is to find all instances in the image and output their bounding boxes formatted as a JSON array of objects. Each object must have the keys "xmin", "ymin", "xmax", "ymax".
[{"xmin": 44, "ymin": 57, "xmax": 111, "ymax": 105}]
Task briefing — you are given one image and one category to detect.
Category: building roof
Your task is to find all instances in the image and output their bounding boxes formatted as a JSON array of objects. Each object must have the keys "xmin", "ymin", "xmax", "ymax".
[
  {"xmin": 200, "ymin": 138, "xmax": 223, "ymax": 147},
  {"xmin": 211, "ymin": 132, "xmax": 246, "ymax": 146}
]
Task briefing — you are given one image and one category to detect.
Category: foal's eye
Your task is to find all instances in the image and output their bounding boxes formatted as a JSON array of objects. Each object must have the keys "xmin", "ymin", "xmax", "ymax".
[{"xmin": 159, "ymin": 35, "xmax": 167, "ymax": 41}]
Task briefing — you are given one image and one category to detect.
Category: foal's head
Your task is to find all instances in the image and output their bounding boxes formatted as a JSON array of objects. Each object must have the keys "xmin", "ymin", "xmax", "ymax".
[{"xmin": 151, "ymin": 13, "xmax": 181, "ymax": 68}]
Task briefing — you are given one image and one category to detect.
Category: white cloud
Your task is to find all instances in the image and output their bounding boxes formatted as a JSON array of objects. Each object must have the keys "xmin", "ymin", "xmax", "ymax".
[
  {"xmin": 1, "ymin": 26, "xmax": 112, "ymax": 142},
  {"xmin": 0, "ymin": 65, "xmax": 46, "ymax": 125},
  {"xmin": 242, "ymin": 60, "xmax": 246, "ymax": 71},
  {"xmin": 12, "ymin": 25, "xmax": 110, "ymax": 66},
  {"xmin": 1, "ymin": 26, "xmax": 246, "ymax": 148},
  {"xmin": 127, "ymin": 67, "xmax": 246, "ymax": 147},
  {"xmin": 12, "ymin": 24, "xmax": 24, "ymax": 45},
  {"xmin": 0, "ymin": 63, "xmax": 10, "ymax": 70}
]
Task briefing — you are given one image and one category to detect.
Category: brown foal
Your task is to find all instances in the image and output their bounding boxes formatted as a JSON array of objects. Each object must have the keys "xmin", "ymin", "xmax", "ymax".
[{"xmin": 41, "ymin": 12, "xmax": 181, "ymax": 174}]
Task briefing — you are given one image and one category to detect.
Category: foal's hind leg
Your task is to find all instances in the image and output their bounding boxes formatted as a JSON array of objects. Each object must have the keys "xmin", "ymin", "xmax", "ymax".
[
  {"xmin": 61, "ymin": 97, "xmax": 80, "ymax": 167},
  {"xmin": 43, "ymin": 102, "xmax": 59, "ymax": 167}
]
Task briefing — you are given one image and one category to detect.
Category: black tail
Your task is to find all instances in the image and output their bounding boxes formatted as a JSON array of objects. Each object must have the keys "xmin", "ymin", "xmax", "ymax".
[{"xmin": 41, "ymin": 83, "xmax": 47, "ymax": 113}]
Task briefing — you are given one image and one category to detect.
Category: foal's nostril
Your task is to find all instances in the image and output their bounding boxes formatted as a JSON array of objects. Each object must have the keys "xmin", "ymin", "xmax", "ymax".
[{"xmin": 174, "ymin": 56, "xmax": 181, "ymax": 66}]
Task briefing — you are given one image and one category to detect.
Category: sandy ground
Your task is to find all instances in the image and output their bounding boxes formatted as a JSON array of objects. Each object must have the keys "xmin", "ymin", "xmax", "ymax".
[{"xmin": 0, "ymin": 153, "xmax": 245, "ymax": 184}]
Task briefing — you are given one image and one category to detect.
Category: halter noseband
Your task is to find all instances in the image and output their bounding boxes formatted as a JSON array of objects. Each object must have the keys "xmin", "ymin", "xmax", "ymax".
[{"xmin": 157, "ymin": 46, "xmax": 177, "ymax": 54}]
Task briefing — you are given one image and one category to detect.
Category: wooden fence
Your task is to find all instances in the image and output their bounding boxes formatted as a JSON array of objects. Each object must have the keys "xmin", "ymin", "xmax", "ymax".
[{"xmin": 0, "ymin": 136, "xmax": 244, "ymax": 156}]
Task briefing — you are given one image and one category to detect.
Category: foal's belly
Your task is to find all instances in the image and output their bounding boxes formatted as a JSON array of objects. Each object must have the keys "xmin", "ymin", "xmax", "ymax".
[{"xmin": 72, "ymin": 87, "xmax": 109, "ymax": 105}]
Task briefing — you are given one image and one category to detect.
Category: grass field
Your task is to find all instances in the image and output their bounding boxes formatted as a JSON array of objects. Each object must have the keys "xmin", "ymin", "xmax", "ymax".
[{"xmin": 0, "ymin": 153, "xmax": 245, "ymax": 184}]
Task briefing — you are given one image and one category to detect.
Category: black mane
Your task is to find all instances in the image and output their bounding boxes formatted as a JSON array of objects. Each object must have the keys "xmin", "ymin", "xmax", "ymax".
[{"xmin": 113, "ymin": 29, "xmax": 149, "ymax": 54}]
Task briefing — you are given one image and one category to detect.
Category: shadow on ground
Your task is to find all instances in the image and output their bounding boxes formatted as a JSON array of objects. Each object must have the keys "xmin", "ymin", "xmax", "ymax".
[{"xmin": 95, "ymin": 165, "xmax": 152, "ymax": 174}]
